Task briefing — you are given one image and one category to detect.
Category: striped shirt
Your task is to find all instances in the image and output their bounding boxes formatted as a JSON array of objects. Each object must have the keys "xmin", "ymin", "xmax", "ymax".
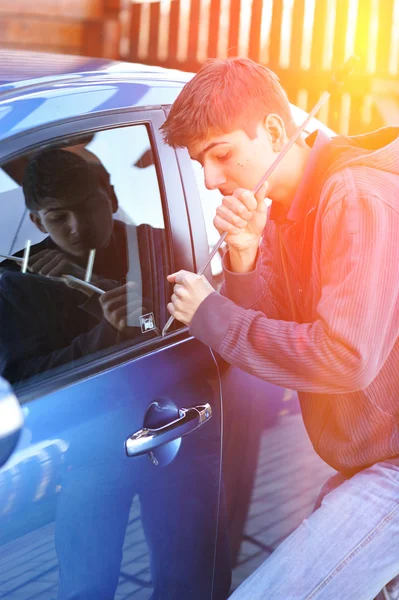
[{"xmin": 191, "ymin": 127, "xmax": 399, "ymax": 475}]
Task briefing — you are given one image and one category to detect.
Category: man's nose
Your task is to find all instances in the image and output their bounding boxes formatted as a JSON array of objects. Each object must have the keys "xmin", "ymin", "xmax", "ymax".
[
  {"xmin": 69, "ymin": 214, "xmax": 89, "ymax": 237},
  {"xmin": 204, "ymin": 164, "xmax": 226, "ymax": 191}
]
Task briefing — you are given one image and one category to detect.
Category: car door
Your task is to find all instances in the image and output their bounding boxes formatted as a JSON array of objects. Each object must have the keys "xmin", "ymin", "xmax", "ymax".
[{"xmin": 0, "ymin": 109, "xmax": 230, "ymax": 600}]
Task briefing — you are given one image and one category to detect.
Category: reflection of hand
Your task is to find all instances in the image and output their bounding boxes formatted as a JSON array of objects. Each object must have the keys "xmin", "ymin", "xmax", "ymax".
[
  {"xmin": 28, "ymin": 249, "xmax": 91, "ymax": 281},
  {"xmin": 166, "ymin": 271, "xmax": 214, "ymax": 326},
  {"xmin": 100, "ymin": 282, "xmax": 147, "ymax": 332}
]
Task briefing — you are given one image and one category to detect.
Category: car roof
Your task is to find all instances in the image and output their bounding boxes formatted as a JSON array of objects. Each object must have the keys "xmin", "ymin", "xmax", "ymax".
[
  {"xmin": 0, "ymin": 50, "xmax": 335, "ymax": 145},
  {"xmin": 0, "ymin": 49, "xmax": 192, "ymax": 91},
  {"xmin": 0, "ymin": 50, "xmax": 196, "ymax": 144}
]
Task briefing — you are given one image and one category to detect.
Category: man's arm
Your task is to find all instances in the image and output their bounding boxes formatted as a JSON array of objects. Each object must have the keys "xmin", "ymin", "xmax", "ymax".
[
  {"xmin": 220, "ymin": 224, "xmax": 291, "ymax": 320},
  {"xmin": 190, "ymin": 193, "xmax": 399, "ymax": 393},
  {"xmin": 214, "ymin": 184, "xmax": 290, "ymax": 318}
]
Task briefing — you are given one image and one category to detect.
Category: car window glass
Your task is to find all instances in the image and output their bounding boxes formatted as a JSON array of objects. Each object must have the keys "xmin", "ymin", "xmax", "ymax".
[
  {"xmin": 0, "ymin": 123, "xmax": 177, "ymax": 393},
  {"xmin": 86, "ymin": 125, "xmax": 164, "ymax": 228},
  {"xmin": 191, "ymin": 159, "xmax": 225, "ymax": 289}
]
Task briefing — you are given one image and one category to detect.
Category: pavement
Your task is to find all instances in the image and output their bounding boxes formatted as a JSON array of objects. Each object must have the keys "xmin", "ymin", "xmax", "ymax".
[{"xmin": 231, "ymin": 413, "xmax": 335, "ymax": 593}]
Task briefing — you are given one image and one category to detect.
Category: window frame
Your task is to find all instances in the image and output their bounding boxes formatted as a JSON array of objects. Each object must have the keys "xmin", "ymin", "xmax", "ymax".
[{"xmin": 0, "ymin": 108, "xmax": 196, "ymax": 404}]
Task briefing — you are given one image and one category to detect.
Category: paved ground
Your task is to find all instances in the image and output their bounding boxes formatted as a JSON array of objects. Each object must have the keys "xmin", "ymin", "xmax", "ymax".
[{"xmin": 231, "ymin": 413, "xmax": 335, "ymax": 593}]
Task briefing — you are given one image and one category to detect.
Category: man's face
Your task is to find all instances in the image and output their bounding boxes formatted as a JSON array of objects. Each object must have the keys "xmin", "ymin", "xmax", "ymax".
[
  {"xmin": 188, "ymin": 122, "xmax": 280, "ymax": 196},
  {"xmin": 32, "ymin": 186, "xmax": 115, "ymax": 258}
]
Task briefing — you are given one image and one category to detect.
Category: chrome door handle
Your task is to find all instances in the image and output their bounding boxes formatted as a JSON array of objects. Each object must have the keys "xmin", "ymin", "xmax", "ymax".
[{"xmin": 125, "ymin": 403, "xmax": 212, "ymax": 457}]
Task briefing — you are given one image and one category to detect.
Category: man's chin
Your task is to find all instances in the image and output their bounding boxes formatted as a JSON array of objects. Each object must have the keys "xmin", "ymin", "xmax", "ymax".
[{"xmin": 65, "ymin": 246, "xmax": 86, "ymax": 259}]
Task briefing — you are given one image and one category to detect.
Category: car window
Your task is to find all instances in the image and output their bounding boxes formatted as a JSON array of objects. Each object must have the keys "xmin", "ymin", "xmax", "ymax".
[
  {"xmin": 0, "ymin": 123, "xmax": 178, "ymax": 392},
  {"xmin": 191, "ymin": 159, "xmax": 226, "ymax": 289}
]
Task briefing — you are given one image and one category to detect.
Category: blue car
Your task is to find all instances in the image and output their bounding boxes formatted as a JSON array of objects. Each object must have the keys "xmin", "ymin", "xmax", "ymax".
[{"xmin": 0, "ymin": 50, "xmax": 331, "ymax": 600}]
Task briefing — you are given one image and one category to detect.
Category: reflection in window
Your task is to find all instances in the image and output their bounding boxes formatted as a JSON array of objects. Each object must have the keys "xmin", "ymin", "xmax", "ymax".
[{"xmin": 0, "ymin": 124, "xmax": 174, "ymax": 390}]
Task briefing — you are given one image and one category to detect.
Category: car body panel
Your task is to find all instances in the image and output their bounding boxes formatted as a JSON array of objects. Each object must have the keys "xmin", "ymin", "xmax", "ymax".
[{"xmin": 0, "ymin": 340, "xmax": 229, "ymax": 600}]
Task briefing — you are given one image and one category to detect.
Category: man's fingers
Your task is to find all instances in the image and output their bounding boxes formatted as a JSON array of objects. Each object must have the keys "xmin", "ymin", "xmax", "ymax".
[
  {"xmin": 101, "ymin": 293, "xmax": 127, "ymax": 313},
  {"xmin": 40, "ymin": 257, "xmax": 67, "ymax": 277},
  {"xmin": 230, "ymin": 184, "xmax": 269, "ymax": 212},
  {"xmin": 174, "ymin": 271, "xmax": 203, "ymax": 286},
  {"xmin": 173, "ymin": 283, "xmax": 185, "ymax": 298},
  {"xmin": 29, "ymin": 251, "xmax": 59, "ymax": 273},
  {"xmin": 222, "ymin": 195, "xmax": 253, "ymax": 220},
  {"xmin": 28, "ymin": 249, "xmax": 56, "ymax": 265},
  {"xmin": 100, "ymin": 281, "xmax": 138, "ymax": 302},
  {"xmin": 167, "ymin": 270, "xmax": 194, "ymax": 285},
  {"xmin": 232, "ymin": 188, "xmax": 258, "ymax": 211},
  {"xmin": 217, "ymin": 203, "xmax": 248, "ymax": 228},
  {"xmin": 167, "ymin": 301, "xmax": 184, "ymax": 324},
  {"xmin": 171, "ymin": 293, "xmax": 183, "ymax": 310},
  {"xmin": 213, "ymin": 215, "xmax": 243, "ymax": 236}
]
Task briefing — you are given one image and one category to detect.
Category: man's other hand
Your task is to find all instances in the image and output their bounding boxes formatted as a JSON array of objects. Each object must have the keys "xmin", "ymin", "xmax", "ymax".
[
  {"xmin": 213, "ymin": 182, "xmax": 268, "ymax": 252},
  {"xmin": 167, "ymin": 271, "xmax": 214, "ymax": 326},
  {"xmin": 100, "ymin": 282, "xmax": 147, "ymax": 332},
  {"xmin": 28, "ymin": 249, "xmax": 90, "ymax": 281}
]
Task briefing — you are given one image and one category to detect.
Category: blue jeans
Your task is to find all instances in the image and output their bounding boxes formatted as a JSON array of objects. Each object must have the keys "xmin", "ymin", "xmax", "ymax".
[{"xmin": 229, "ymin": 461, "xmax": 399, "ymax": 599}]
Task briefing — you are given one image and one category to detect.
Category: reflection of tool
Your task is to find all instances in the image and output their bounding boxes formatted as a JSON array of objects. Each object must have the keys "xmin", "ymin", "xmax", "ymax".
[
  {"xmin": 161, "ymin": 55, "xmax": 358, "ymax": 338},
  {"xmin": 0, "ymin": 254, "xmax": 31, "ymax": 269},
  {"xmin": 21, "ymin": 240, "xmax": 31, "ymax": 274},
  {"xmin": 61, "ymin": 274, "xmax": 105, "ymax": 295},
  {"xmin": 85, "ymin": 249, "xmax": 96, "ymax": 282}
]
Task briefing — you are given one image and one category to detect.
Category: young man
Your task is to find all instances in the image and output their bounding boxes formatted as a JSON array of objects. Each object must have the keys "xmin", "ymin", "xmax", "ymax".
[{"xmin": 161, "ymin": 57, "xmax": 399, "ymax": 599}]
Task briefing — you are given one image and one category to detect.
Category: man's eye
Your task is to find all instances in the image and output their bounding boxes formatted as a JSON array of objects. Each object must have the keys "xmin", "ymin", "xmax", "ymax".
[
  {"xmin": 217, "ymin": 153, "xmax": 230, "ymax": 162},
  {"xmin": 49, "ymin": 214, "xmax": 65, "ymax": 222}
]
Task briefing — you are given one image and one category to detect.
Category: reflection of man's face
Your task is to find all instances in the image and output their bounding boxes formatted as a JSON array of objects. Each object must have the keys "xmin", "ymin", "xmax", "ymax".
[{"xmin": 31, "ymin": 186, "xmax": 115, "ymax": 258}]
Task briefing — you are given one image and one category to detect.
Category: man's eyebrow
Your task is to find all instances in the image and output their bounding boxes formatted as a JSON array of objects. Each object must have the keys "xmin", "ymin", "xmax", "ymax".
[
  {"xmin": 42, "ymin": 207, "xmax": 64, "ymax": 215},
  {"xmin": 196, "ymin": 142, "xmax": 229, "ymax": 163}
]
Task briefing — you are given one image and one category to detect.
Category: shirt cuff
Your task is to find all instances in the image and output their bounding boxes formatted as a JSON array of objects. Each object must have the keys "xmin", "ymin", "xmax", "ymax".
[
  {"xmin": 189, "ymin": 291, "xmax": 243, "ymax": 351},
  {"xmin": 222, "ymin": 250, "xmax": 263, "ymax": 308}
]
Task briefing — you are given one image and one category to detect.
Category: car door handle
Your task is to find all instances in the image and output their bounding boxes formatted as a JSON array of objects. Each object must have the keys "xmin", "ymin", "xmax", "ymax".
[{"xmin": 125, "ymin": 403, "xmax": 212, "ymax": 457}]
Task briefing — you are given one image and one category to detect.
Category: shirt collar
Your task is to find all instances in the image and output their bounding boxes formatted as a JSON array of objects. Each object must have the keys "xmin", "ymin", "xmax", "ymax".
[{"xmin": 269, "ymin": 129, "xmax": 331, "ymax": 225}]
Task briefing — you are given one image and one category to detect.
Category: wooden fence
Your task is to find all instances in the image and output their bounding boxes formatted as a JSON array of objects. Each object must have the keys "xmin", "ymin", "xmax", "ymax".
[
  {"xmin": 126, "ymin": 0, "xmax": 399, "ymax": 135},
  {"xmin": 0, "ymin": 0, "xmax": 122, "ymax": 59}
]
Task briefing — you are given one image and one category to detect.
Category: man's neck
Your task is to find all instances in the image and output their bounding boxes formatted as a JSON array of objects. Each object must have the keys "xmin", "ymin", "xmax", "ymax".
[{"xmin": 269, "ymin": 143, "xmax": 312, "ymax": 208}]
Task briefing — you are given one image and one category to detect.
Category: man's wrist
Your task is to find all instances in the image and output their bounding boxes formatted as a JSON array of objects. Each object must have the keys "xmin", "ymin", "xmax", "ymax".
[{"xmin": 228, "ymin": 245, "xmax": 259, "ymax": 273}]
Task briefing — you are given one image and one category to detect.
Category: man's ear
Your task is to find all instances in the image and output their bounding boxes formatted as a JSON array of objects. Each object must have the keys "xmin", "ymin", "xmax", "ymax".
[
  {"xmin": 264, "ymin": 114, "xmax": 287, "ymax": 151},
  {"xmin": 29, "ymin": 212, "xmax": 48, "ymax": 233}
]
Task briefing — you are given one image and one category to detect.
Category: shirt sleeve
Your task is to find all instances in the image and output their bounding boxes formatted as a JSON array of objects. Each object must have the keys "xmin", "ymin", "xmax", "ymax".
[
  {"xmin": 220, "ymin": 223, "xmax": 291, "ymax": 320},
  {"xmin": 190, "ymin": 193, "xmax": 399, "ymax": 393}
]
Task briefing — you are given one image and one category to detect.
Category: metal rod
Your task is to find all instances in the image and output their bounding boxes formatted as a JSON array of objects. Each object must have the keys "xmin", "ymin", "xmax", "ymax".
[
  {"xmin": 21, "ymin": 240, "xmax": 31, "ymax": 274},
  {"xmin": 85, "ymin": 249, "xmax": 96, "ymax": 282},
  {"xmin": 162, "ymin": 57, "xmax": 357, "ymax": 337}
]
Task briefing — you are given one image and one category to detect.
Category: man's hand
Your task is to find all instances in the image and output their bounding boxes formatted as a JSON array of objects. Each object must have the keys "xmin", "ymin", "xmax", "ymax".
[
  {"xmin": 213, "ymin": 181, "xmax": 269, "ymax": 253},
  {"xmin": 28, "ymin": 249, "xmax": 90, "ymax": 281},
  {"xmin": 167, "ymin": 271, "xmax": 215, "ymax": 326},
  {"xmin": 100, "ymin": 282, "xmax": 147, "ymax": 332}
]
